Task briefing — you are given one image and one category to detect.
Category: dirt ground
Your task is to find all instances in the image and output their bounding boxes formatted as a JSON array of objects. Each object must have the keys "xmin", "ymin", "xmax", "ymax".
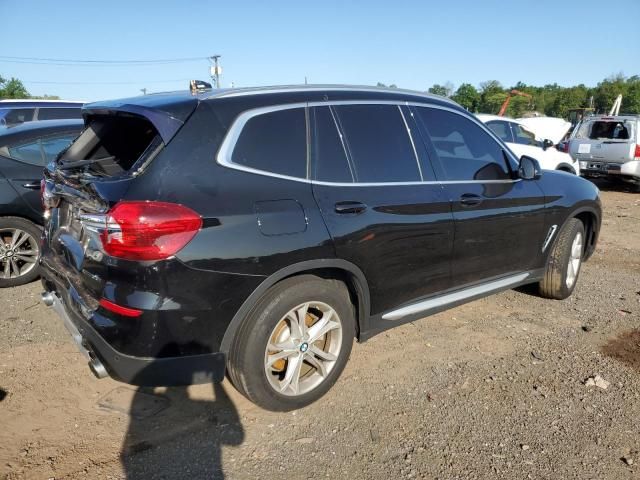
[{"xmin": 1, "ymin": 180, "xmax": 639, "ymax": 480}]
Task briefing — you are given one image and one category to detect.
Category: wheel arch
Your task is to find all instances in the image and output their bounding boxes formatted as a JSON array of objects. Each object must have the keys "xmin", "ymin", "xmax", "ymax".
[
  {"xmin": 566, "ymin": 206, "xmax": 600, "ymax": 260},
  {"xmin": 555, "ymin": 163, "xmax": 576, "ymax": 174},
  {"xmin": 219, "ymin": 259, "xmax": 371, "ymax": 355}
]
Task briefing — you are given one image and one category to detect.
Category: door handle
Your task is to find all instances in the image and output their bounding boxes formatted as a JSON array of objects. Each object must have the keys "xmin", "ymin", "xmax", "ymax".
[
  {"xmin": 334, "ymin": 201, "xmax": 367, "ymax": 214},
  {"xmin": 22, "ymin": 181, "xmax": 42, "ymax": 190},
  {"xmin": 459, "ymin": 193, "xmax": 482, "ymax": 207}
]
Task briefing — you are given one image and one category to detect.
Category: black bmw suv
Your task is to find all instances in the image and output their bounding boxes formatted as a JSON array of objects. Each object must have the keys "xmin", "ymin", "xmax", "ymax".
[{"xmin": 41, "ymin": 86, "xmax": 601, "ymax": 411}]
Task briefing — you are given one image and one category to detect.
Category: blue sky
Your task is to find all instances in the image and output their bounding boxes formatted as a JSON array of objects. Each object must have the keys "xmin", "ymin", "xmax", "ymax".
[{"xmin": 2, "ymin": 0, "xmax": 639, "ymax": 101}]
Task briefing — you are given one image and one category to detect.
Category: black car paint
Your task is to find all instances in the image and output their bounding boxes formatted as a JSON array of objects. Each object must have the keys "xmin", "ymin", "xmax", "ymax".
[
  {"xmin": 0, "ymin": 120, "xmax": 84, "ymax": 224},
  {"xmin": 40, "ymin": 87, "xmax": 601, "ymax": 386}
]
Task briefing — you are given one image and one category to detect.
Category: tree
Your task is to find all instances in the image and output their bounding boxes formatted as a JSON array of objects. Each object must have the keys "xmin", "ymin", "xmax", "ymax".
[
  {"xmin": 0, "ymin": 75, "xmax": 29, "ymax": 99},
  {"xmin": 478, "ymin": 80, "xmax": 506, "ymax": 114},
  {"xmin": 451, "ymin": 83, "xmax": 480, "ymax": 111},
  {"xmin": 428, "ymin": 83, "xmax": 453, "ymax": 97},
  {"xmin": 376, "ymin": 82, "xmax": 398, "ymax": 88}
]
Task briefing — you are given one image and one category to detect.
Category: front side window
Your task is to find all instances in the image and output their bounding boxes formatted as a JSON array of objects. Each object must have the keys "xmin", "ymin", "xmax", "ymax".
[
  {"xmin": 3, "ymin": 108, "xmax": 35, "ymax": 125},
  {"xmin": 511, "ymin": 123, "xmax": 539, "ymax": 147},
  {"xmin": 486, "ymin": 121, "xmax": 513, "ymax": 143},
  {"xmin": 415, "ymin": 107, "xmax": 511, "ymax": 181},
  {"xmin": 231, "ymin": 108, "xmax": 307, "ymax": 179},
  {"xmin": 332, "ymin": 104, "xmax": 421, "ymax": 182}
]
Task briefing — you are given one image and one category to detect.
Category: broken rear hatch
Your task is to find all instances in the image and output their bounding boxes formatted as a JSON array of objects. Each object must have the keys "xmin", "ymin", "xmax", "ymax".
[{"xmin": 41, "ymin": 91, "xmax": 199, "ymax": 313}]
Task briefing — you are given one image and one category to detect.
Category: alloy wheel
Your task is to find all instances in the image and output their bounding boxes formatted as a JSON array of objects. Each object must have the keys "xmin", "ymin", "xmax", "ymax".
[
  {"xmin": 0, "ymin": 228, "xmax": 39, "ymax": 280},
  {"xmin": 565, "ymin": 231, "xmax": 583, "ymax": 288},
  {"xmin": 264, "ymin": 301, "xmax": 343, "ymax": 396}
]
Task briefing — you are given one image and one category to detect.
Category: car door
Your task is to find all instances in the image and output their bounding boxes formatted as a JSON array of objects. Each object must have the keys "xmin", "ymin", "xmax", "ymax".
[
  {"xmin": 0, "ymin": 132, "xmax": 77, "ymax": 215},
  {"xmin": 413, "ymin": 106, "xmax": 547, "ymax": 287},
  {"xmin": 310, "ymin": 103, "xmax": 454, "ymax": 316}
]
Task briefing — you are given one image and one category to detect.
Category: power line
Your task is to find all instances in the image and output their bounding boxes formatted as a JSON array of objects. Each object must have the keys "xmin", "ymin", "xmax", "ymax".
[{"xmin": 0, "ymin": 55, "xmax": 208, "ymax": 66}]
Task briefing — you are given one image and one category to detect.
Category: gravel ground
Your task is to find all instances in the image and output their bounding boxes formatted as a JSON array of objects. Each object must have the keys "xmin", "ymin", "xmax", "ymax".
[{"xmin": 1, "ymin": 181, "xmax": 639, "ymax": 480}]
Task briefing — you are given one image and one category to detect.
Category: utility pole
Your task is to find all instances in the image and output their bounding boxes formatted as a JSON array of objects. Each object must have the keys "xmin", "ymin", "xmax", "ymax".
[
  {"xmin": 209, "ymin": 55, "xmax": 221, "ymax": 88},
  {"xmin": 140, "ymin": 88, "xmax": 147, "ymax": 95}
]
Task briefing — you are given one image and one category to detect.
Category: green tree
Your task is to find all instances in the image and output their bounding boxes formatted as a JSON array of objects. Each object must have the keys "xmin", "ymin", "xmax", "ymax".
[
  {"xmin": 478, "ymin": 80, "xmax": 506, "ymax": 114},
  {"xmin": 428, "ymin": 84, "xmax": 448, "ymax": 96},
  {"xmin": 451, "ymin": 83, "xmax": 480, "ymax": 111},
  {"xmin": 0, "ymin": 75, "xmax": 29, "ymax": 99}
]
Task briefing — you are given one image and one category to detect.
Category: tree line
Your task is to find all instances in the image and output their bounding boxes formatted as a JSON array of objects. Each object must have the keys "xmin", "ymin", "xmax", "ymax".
[
  {"xmin": 384, "ymin": 74, "xmax": 640, "ymax": 118},
  {"xmin": 0, "ymin": 74, "xmax": 58, "ymax": 100}
]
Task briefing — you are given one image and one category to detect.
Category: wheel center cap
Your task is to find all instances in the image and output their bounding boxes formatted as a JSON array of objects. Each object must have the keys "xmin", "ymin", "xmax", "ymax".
[
  {"xmin": 299, "ymin": 342, "xmax": 309, "ymax": 353},
  {"xmin": 5, "ymin": 250, "xmax": 14, "ymax": 257}
]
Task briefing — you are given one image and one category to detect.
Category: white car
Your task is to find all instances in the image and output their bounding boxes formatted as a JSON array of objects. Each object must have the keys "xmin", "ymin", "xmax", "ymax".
[{"xmin": 476, "ymin": 114, "xmax": 580, "ymax": 175}]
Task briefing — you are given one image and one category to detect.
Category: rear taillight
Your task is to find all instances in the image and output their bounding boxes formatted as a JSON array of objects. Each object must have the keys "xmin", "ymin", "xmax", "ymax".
[
  {"xmin": 99, "ymin": 298, "xmax": 143, "ymax": 317},
  {"xmin": 99, "ymin": 201, "xmax": 202, "ymax": 261},
  {"xmin": 40, "ymin": 179, "xmax": 59, "ymax": 215},
  {"xmin": 634, "ymin": 144, "xmax": 640, "ymax": 160}
]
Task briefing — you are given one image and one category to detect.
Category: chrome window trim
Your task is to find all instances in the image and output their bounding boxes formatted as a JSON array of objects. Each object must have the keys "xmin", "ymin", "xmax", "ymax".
[{"xmin": 216, "ymin": 100, "xmax": 523, "ymax": 186}]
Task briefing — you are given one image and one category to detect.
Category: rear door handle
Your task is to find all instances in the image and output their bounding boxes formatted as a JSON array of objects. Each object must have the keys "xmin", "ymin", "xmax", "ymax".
[
  {"xmin": 459, "ymin": 193, "xmax": 482, "ymax": 207},
  {"xmin": 22, "ymin": 181, "xmax": 42, "ymax": 190},
  {"xmin": 334, "ymin": 201, "xmax": 367, "ymax": 214}
]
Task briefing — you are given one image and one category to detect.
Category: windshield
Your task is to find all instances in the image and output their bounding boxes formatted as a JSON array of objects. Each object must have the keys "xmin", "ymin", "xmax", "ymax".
[{"xmin": 574, "ymin": 120, "xmax": 635, "ymax": 140}]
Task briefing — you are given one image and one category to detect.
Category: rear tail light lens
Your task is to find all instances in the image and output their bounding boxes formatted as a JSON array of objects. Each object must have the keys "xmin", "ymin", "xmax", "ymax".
[
  {"xmin": 100, "ymin": 201, "xmax": 202, "ymax": 261},
  {"xmin": 99, "ymin": 298, "xmax": 143, "ymax": 317},
  {"xmin": 634, "ymin": 144, "xmax": 640, "ymax": 160}
]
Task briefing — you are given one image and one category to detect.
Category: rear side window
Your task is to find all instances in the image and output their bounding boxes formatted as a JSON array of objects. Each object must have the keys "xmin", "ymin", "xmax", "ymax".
[
  {"xmin": 486, "ymin": 121, "xmax": 513, "ymax": 143},
  {"xmin": 37, "ymin": 107, "xmax": 82, "ymax": 121},
  {"xmin": 232, "ymin": 108, "xmax": 307, "ymax": 179},
  {"xmin": 416, "ymin": 108, "xmax": 511, "ymax": 181},
  {"xmin": 311, "ymin": 107, "xmax": 354, "ymax": 183},
  {"xmin": 6, "ymin": 133, "xmax": 77, "ymax": 166},
  {"xmin": 333, "ymin": 104, "xmax": 421, "ymax": 182}
]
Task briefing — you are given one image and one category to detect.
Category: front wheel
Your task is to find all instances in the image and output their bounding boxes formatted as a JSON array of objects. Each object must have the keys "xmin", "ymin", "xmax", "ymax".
[
  {"xmin": 539, "ymin": 218, "xmax": 585, "ymax": 299},
  {"xmin": 227, "ymin": 275, "xmax": 355, "ymax": 411},
  {"xmin": 0, "ymin": 217, "xmax": 41, "ymax": 288}
]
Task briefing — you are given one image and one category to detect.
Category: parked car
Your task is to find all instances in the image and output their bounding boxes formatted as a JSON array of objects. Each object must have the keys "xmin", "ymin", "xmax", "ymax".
[
  {"xmin": 40, "ymin": 86, "xmax": 601, "ymax": 411},
  {"xmin": 477, "ymin": 114, "xmax": 580, "ymax": 174},
  {"xmin": 0, "ymin": 100, "xmax": 83, "ymax": 126},
  {"xmin": 0, "ymin": 119, "xmax": 84, "ymax": 287},
  {"xmin": 568, "ymin": 115, "xmax": 640, "ymax": 187}
]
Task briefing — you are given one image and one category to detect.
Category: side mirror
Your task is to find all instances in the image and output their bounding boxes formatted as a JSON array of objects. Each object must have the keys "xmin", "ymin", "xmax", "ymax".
[
  {"xmin": 518, "ymin": 155, "xmax": 541, "ymax": 180},
  {"xmin": 542, "ymin": 139, "xmax": 554, "ymax": 150}
]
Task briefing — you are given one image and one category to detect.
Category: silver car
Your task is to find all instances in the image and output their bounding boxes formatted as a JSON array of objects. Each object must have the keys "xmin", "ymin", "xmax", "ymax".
[{"xmin": 569, "ymin": 115, "xmax": 640, "ymax": 186}]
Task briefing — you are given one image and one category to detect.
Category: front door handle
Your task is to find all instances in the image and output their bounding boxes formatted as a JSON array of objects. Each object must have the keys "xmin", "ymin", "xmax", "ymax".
[
  {"xmin": 334, "ymin": 201, "xmax": 367, "ymax": 214},
  {"xmin": 22, "ymin": 181, "xmax": 42, "ymax": 190},
  {"xmin": 459, "ymin": 193, "xmax": 482, "ymax": 207}
]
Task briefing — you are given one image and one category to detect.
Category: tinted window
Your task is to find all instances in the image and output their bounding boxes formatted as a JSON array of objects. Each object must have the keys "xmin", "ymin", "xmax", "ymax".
[
  {"xmin": 511, "ymin": 123, "xmax": 539, "ymax": 146},
  {"xmin": 232, "ymin": 108, "xmax": 307, "ymax": 178},
  {"xmin": 37, "ymin": 107, "xmax": 82, "ymax": 120},
  {"xmin": 486, "ymin": 121, "xmax": 512, "ymax": 142},
  {"xmin": 3, "ymin": 108, "xmax": 35, "ymax": 125},
  {"xmin": 416, "ymin": 108, "xmax": 510, "ymax": 181},
  {"xmin": 333, "ymin": 104, "xmax": 420, "ymax": 182},
  {"xmin": 6, "ymin": 133, "xmax": 76, "ymax": 166},
  {"xmin": 311, "ymin": 107, "xmax": 353, "ymax": 182}
]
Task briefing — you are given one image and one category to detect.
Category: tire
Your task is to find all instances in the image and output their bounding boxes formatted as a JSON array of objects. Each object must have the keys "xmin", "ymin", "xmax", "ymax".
[
  {"xmin": 0, "ymin": 217, "xmax": 42, "ymax": 288},
  {"xmin": 538, "ymin": 218, "xmax": 585, "ymax": 300},
  {"xmin": 227, "ymin": 275, "xmax": 355, "ymax": 411}
]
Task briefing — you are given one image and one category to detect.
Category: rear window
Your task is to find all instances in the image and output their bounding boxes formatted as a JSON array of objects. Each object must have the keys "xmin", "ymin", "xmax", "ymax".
[
  {"xmin": 58, "ymin": 114, "xmax": 161, "ymax": 177},
  {"xmin": 575, "ymin": 120, "xmax": 635, "ymax": 140},
  {"xmin": 5, "ymin": 133, "xmax": 77, "ymax": 166}
]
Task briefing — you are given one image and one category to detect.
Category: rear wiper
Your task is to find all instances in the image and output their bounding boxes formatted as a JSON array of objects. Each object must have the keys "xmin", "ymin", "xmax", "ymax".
[{"xmin": 57, "ymin": 156, "xmax": 116, "ymax": 170}]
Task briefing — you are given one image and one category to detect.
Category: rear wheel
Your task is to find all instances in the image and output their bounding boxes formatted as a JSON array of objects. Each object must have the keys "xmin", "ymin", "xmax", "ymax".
[
  {"xmin": 0, "ymin": 217, "xmax": 41, "ymax": 288},
  {"xmin": 227, "ymin": 275, "xmax": 354, "ymax": 411},
  {"xmin": 539, "ymin": 218, "xmax": 584, "ymax": 299}
]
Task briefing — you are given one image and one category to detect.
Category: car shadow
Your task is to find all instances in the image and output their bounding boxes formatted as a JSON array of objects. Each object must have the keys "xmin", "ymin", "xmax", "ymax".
[
  {"xmin": 585, "ymin": 177, "xmax": 639, "ymax": 193},
  {"xmin": 120, "ymin": 346, "xmax": 244, "ymax": 479}
]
